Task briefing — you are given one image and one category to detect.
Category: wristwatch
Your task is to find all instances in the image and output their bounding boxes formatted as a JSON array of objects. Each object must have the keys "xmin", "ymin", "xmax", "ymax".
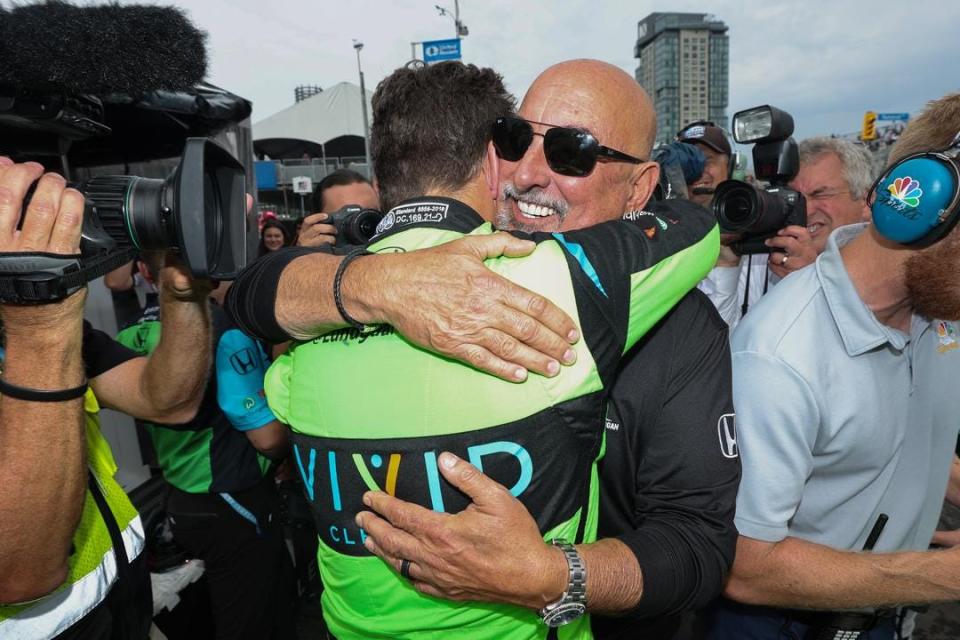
[{"xmin": 538, "ymin": 539, "xmax": 587, "ymax": 628}]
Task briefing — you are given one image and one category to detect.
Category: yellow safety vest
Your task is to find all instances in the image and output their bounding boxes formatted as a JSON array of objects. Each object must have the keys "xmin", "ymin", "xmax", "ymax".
[{"xmin": 0, "ymin": 391, "xmax": 144, "ymax": 639}]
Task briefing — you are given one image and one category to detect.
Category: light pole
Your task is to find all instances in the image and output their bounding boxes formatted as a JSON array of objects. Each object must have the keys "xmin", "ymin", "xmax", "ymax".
[
  {"xmin": 435, "ymin": 0, "xmax": 468, "ymax": 38},
  {"xmin": 353, "ymin": 40, "xmax": 372, "ymax": 172}
]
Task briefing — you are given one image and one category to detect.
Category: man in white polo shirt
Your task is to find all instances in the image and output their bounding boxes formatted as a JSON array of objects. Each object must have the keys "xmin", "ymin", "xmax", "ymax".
[{"xmin": 707, "ymin": 92, "xmax": 960, "ymax": 639}]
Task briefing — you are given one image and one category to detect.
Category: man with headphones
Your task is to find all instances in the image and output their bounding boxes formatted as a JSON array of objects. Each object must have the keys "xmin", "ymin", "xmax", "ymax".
[{"xmin": 706, "ymin": 92, "xmax": 960, "ymax": 640}]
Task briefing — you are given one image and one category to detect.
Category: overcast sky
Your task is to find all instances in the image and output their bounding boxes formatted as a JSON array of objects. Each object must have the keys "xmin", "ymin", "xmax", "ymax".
[{"xmin": 157, "ymin": 0, "xmax": 958, "ymax": 142}]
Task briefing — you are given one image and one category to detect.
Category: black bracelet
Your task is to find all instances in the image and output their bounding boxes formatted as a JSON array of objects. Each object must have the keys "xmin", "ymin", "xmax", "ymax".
[
  {"xmin": 333, "ymin": 247, "xmax": 374, "ymax": 333},
  {"xmin": 0, "ymin": 377, "xmax": 88, "ymax": 402}
]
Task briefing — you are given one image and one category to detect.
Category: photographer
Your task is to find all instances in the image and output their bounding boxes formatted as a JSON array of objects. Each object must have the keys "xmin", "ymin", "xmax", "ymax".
[
  {"xmin": 699, "ymin": 137, "xmax": 872, "ymax": 327},
  {"xmin": 0, "ymin": 160, "xmax": 213, "ymax": 639},
  {"xmin": 296, "ymin": 169, "xmax": 380, "ymax": 248},
  {"xmin": 678, "ymin": 121, "xmax": 734, "ymax": 210},
  {"xmin": 707, "ymin": 93, "xmax": 960, "ymax": 640}
]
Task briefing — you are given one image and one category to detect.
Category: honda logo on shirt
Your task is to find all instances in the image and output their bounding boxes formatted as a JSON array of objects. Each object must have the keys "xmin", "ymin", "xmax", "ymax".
[
  {"xmin": 230, "ymin": 348, "xmax": 258, "ymax": 375},
  {"xmin": 717, "ymin": 413, "xmax": 738, "ymax": 459}
]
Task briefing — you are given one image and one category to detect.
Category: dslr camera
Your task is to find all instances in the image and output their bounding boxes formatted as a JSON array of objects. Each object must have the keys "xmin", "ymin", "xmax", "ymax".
[
  {"xmin": 711, "ymin": 105, "xmax": 807, "ymax": 255},
  {"xmin": 325, "ymin": 205, "xmax": 383, "ymax": 247}
]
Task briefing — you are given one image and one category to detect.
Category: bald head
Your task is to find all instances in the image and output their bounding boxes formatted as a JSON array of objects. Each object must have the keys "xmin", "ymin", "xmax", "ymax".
[
  {"xmin": 521, "ymin": 59, "xmax": 656, "ymax": 158},
  {"xmin": 495, "ymin": 58, "xmax": 661, "ymax": 233}
]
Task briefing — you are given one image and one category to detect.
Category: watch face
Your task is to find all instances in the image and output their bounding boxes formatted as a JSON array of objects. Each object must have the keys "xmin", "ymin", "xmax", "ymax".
[{"xmin": 544, "ymin": 603, "xmax": 587, "ymax": 628}]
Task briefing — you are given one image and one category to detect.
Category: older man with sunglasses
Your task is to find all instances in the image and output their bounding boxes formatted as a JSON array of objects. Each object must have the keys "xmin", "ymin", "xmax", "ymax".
[{"xmin": 226, "ymin": 59, "xmax": 737, "ymax": 639}]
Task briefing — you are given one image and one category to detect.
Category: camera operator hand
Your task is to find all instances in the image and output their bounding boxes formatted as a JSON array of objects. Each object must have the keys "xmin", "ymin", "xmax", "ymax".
[
  {"xmin": 766, "ymin": 225, "xmax": 818, "ymax": 278},
  {"xmin": 156, "ymin": 194, "xmax": 254, "ymax": 301},
  {"xmin": 159, "ymin": 251, "xmax": 214, "ymax": 302},
  {"xmin": 716, "ymin": 233, "xmax": 743, "ymax": 268},
  {"xmin": 296, "ymin": 211, "xmax": 337, "ymax": 248},
  {"xmin": 0, "ymin": 158, "xmax": 89, "ymax": 602},
  {"xmin": 0, "ymin": 159, "xmax": 87, "ymax": 318}
]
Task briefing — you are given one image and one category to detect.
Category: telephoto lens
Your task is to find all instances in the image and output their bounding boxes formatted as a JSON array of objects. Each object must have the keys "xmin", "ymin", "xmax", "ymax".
[
  {"xmin": 81, "ymin": 138, "xmax": 247, "ymax": 279},
  {"xmin": 712, "ymin": 180, "xmax": 806, "ymax": 254}
]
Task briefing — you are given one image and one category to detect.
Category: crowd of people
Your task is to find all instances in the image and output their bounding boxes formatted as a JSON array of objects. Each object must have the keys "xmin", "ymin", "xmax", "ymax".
[{"xmin": 3, "ymin": 46, "xmax": 960, "ymax": 640}]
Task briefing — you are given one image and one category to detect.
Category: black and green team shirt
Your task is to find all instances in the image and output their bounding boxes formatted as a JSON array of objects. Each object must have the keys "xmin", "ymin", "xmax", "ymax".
[
  {"xmin": 116, "ymin": 297, "xmax": 274, "ymax": 494},
  {"xmin": 265, "ymin": 197, "xmax": 719, "ymax": 639}
]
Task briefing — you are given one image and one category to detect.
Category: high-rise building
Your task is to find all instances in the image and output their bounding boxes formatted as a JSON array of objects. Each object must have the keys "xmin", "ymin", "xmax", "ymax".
[{"xmin": 634, "ymin": 12, "xmax": 729, "ymax": 145}]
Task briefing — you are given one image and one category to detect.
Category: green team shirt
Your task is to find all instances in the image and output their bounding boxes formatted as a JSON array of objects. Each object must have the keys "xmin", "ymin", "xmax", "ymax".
[
  {"xmin": 116, "ymin": 299, "xmax": 273, "ymax": 494},
  {"xmin": 266, "ymin": 197, "xmax": 719, "ymax": 639}
]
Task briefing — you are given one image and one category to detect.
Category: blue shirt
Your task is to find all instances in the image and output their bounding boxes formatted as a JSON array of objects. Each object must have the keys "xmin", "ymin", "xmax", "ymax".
[{"xmin": 731, "ymin": 223, "xmax": 960, "ymax": 552}]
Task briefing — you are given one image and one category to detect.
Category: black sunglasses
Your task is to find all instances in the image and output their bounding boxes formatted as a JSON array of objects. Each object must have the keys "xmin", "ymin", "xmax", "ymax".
[{"xmin": 491, "ymin": 116, "xmax": 644, "ymax": 177}]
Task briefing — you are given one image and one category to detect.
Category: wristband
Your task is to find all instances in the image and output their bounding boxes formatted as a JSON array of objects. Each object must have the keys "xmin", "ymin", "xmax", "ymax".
[
  {"xmin": 0, "ymin": 377, "xmax": 88, "ymax": 402},
  {"xmin": 333, "ymin": 247, "xmax": 374, "ymax": 333}
]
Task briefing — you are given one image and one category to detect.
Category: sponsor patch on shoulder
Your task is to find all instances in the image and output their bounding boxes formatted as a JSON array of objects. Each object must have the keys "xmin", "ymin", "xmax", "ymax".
[{"xmin": 622, "ymin": 209, "xmax": 668, "ymax": 239}]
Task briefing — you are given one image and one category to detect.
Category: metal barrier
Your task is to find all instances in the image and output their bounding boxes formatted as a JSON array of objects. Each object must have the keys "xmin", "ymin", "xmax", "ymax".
[{"xmin": 260, "ymin": 157, "xmax": 372, "ymax": 187}]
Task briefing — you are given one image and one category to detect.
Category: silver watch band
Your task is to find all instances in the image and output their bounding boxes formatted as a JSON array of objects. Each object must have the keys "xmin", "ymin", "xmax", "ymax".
[
  {"xmin": 538, "ymin": 538, "xmax": 587, "ymax": 627},
  {"xmin": 555, "ymin": 540, "xmax": 587, "ymax": 605}
]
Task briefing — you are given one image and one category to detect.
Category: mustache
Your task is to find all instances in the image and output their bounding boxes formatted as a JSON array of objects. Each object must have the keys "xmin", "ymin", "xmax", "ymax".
[{"xmin": 501, "ymin": 183, "xmax": 570, "ymax": 217}]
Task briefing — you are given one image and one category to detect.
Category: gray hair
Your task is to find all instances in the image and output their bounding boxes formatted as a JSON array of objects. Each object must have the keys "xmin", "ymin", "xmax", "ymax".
[{"xmin": 798, "ymin": 137, "xmax": 874, "ymax": 200}]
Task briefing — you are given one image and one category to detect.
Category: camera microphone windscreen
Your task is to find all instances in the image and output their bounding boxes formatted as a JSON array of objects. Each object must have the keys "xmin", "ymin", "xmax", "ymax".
[{"xmin": 0, "ymin": 2, "xmax": 208, "ymax": 96}]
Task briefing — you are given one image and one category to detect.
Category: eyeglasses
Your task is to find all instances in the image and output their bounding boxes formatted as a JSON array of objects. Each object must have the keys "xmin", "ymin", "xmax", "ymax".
[{"xmin": 491, "ymin": 116, "xmax": 644, "ymax": 177}]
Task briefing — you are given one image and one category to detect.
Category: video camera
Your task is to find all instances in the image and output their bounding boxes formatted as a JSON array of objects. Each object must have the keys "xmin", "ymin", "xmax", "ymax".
[
  {"xmin": 325, "ymin": 205, "xmax": 383, "ymax": 247},
  {"xmin": 711, "ymin": 105, "xmax": 807, "ymax": 255},
  {"xmin": 0, "ymin": 2, "xmax": 250, "ymax": 304}
]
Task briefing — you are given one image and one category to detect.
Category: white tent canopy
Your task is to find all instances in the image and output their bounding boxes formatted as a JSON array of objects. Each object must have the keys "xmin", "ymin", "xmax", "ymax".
[{"xmin": 253, "ymin": 81, "xmax": 373, "ymax": 147}]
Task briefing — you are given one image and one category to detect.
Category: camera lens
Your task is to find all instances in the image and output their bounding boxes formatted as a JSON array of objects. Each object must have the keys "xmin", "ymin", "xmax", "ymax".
[
  {"xmin": 712, "ymin": 179, "xmax": 805, "ymax": 239},
  {"xmin": 203, "ymin": 171, "xmax": 224, "ymax": 266},
  {"xmin": 78, "ymin": 139, "xmax": 245, "ymax": 279},
  {"xmin": 83, "ymin": 175, "xmax": 170, "ymax": 252},
  {"xmin": 341, "ymin": 209, "xmax": 383, "ymax": 245},
  {"xmin": 713, "ymin": 180, "xmax": 761, "ymax": 233},
  {"xmin": 356, "ymin": 210, "xmax": 381, "ymax": 241},
  {"xmin": 722, "ymin": 191, "xmax": 754, "ymax": 226}
]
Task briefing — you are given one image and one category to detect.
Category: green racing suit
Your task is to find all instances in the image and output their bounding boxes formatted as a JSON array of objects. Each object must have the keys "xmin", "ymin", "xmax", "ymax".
[{"xmin": 265, "ymin": 196, "xmax": 719, "ymax": 639}]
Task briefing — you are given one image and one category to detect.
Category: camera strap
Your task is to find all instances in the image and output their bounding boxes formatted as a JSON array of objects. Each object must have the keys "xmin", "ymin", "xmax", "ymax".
[
  {"xmin": 0, "ymin": 250, "xmax": 131, "ymax": 304},
  {"xmin": 740, "ymin": 256, "xmax": 773, "ymax": 318}
]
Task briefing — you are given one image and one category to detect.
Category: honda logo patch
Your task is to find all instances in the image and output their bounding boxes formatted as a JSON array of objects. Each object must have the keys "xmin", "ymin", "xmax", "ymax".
[
  {"xmin": 717, "ymin": 413, "xmax": 738, "ymax": 459},
  {"xmin": 229, "ymin": 348, "xmax": 258, "ymax": 375}
]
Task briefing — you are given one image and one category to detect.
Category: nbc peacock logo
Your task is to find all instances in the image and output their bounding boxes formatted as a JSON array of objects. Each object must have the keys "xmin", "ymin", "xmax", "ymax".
[{"xmin": 888, "ymin": 176, "xmax": 923, "ymax": 208}]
